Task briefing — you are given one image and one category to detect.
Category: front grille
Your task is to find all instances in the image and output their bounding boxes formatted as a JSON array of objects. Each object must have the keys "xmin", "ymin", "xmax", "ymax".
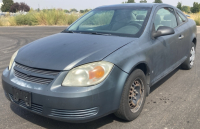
[
  {"xmin": 14, "ymin": 62, "xmax": 60, "ymax": 85},
  {"xmin": 14, "ymin": 70, "xmax": 53, "ymax": 85},
  {"xmin": 49, "ymin": 107, "xmax": 99, "ymax": 118},
  {"xmin": 9, "ymin": 94, "xmax": 43, "ymax": 114},
  {"xmin": 15, "ymin": 63, "xmax": 60, "ymax": 76}
]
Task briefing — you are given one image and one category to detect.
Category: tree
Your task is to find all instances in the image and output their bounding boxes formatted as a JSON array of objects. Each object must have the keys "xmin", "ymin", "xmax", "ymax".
[
  {"xmin": 140, "ymin": 0, "xmax": 147, "ymax": 3},
  {"xmin": 122, "ymin": 0, "xmax": 135, "ymax": 3},
  {"xmin": 127, "ymin": 0, "xmax": 135, "ymax": 3},
  {"xmin": 177, "ymin": 2, "xmax": 182, "ymax": 10},
  {"xmin": 191, "ymin": 2, "xmax": 200, "ymax": 13},
  {"xmin": 84, "ymin": 9, "xmax": 91, "ymax": 12},
  {"xmin": 80, "ymin": 10, "xmax": 84, "ymax": 13},
  {"xmin": 79, "ymin": 9, "xmax": 90, "ymax": 13},
  {"xmin": 182, "ymin": 6, "xmax": 190, "ymax": 13},
  {"xmin": 9, "ymin": 2, "xmax": 30, "ymax": 12},
  {"xmin": 9, "ymin": 2, "xmax": 19, "ymax": 12},
  {"xmin": 64, "ymin": 10, "xmax": 69, "ymax": 13},
  {"xmin": 1, "ymin": 0, "xmax": 13, "ymax": 12},
  {"xmin": 19, "ymin": 2, "xmax": 30, "ymax": 12},
  {"xmin": 154, "ymin": 0, "xmax": 162, "ymax": 3},
  {"xmin": 70, "ymin": 8, "xmax": 78, "ymax": 13}
]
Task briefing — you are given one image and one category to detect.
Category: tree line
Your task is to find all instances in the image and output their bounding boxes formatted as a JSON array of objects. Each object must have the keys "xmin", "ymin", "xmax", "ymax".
[
  {"xmin": 122, "ymin": 0, "xmax": 162, "ymax": 3},
  {"xmin": 1, "ymin": 0, "xmax": 30, "ymax": 12},
  {"xmin": 122, "ymin": 0, "xmax": 200, "ymax": 13},
  {"xmin": 1, "ymin": 0, "xmax": 200, "ymax": 14},
  {"xmin": 64, "ymin": 9, "xmax": 92, "ymax": 13},
  {"xmin": 177, "ymin": 2, "xmax": 200, "ymax": 13},
  {"xmin": 0, "ymin": 0, "xmax": 91, "ymax": 13}
]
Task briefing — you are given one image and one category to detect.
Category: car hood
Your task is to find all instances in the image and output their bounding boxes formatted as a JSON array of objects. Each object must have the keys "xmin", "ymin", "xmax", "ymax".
[{"xmin": 15, "ymin": 33, "xmax": 136, "ymax": 71}]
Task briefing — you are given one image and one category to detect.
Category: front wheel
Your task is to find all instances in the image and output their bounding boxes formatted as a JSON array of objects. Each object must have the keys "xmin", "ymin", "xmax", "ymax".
[
  {"xmin": 114, "ymin": 69, "xmax": 147, "ymax": 121},
  {"xmin": 181, "ymin": 43, "xmax": 196, "ymax": 70}
]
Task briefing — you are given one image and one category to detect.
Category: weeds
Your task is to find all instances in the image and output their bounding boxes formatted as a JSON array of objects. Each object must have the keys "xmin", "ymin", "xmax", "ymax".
[
  {"xmin": 0, "ymin": 9, "xmax": 82, "ymax": 26},
  {"xmin": 187, "ymin": 13, "xmax": 200, "ymax": 25},
  {"xmin": 0, "ymin": 18, "xmax": 3, "ymax": 26},
  {"xmin": 1, "ymin": 9, "xmax": 199, "ymax": 26}
]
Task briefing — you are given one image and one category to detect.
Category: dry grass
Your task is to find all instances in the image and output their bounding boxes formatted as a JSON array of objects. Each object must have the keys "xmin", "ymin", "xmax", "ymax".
[
  {"xmin": 0, "ymin": 17, "xmax": 12, "ymax": 26},
  {"xmin": 184, "ymin": 12, "xmax": 200, "ymax": 26},
  {"xmin": 0, "ymin": 9, "xmax": 82, "ymax": 26},
  {"xmin": 1, "ymin": 10, "xmax": 199, "ymax": 26},
  {"xmin": 187, "ymin": 13, "xmax": 200, "ymax": 25},
  {"xmin": 0, "ymin": 17, "xmax": 3, "ymax": 26}
]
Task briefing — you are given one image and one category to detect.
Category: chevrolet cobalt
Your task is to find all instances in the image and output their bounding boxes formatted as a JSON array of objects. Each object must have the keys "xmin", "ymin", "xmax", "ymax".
[{"xmin": 2, "ymin": 3, "xmax": 197, "ymax": 123}]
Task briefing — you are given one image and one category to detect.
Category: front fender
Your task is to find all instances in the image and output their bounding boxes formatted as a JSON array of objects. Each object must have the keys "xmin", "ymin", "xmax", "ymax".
[{"xmin": 103, "ymin": 40, "xmax": 152, "ymax": 75}]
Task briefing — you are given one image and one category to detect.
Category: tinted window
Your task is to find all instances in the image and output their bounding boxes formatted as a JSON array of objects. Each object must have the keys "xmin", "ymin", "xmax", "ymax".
[
  {"xmin": 80, "ymin": 10, "xmax": 114, "ymax": 27},
  {"xmin": 154, "ymin": 7, "xmax": 178, "ymax": 30},
  {"xmin": 177, "ymin": 11, "xmax": 187, "ymax": 23},
  {"xmin": 67, "ymin": 8, "xmax": 151, "ymax": 37}
]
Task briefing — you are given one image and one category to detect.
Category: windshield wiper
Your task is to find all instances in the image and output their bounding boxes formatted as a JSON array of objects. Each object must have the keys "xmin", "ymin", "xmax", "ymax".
[
  {"xmin": 80, "ymin": 32, "xmax": 112, "ymax": 36},
  {"xmin": 92, "ymin": 32, "xmax": 111, "ymax": 35},
  {"xmin": 61, "ymin": 30, "xmax": 74, "ymax": 33},
  {"xmin": 62, "ymin": 30, "xmax": 112, "ymax": 36}
]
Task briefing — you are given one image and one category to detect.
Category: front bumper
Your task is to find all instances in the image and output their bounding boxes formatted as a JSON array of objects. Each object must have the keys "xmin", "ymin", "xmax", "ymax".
[{"xmin": 2, "ymin": 64, "xmax": 128, "ymax": 123}]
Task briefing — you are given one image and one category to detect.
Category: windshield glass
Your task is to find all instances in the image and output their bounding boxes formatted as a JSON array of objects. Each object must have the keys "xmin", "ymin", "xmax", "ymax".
[{"xmin": 67, "ymin": 7, "xmax": 151, "ymax": 37}]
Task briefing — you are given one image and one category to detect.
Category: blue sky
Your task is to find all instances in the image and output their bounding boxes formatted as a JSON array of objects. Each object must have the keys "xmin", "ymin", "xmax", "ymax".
[{"xmin": 0, "ymin": 0, "xmax": 198, "ymax": 10}]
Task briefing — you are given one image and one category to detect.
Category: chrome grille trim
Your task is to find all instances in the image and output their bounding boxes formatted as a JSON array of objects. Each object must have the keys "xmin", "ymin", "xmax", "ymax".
[
  {"xmin": 49, "ymin": 107, "xmax": 99, "ymax": 118},
  {"xmin": 14, "ymin": 70, "xmax": 53, "ymax": 85},
  {"xmin": 15, "ymin": 62, "xmax": 60, "ymax": 76}
]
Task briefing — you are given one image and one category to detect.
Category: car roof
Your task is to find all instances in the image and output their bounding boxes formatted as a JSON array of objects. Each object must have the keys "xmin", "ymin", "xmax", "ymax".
[{"xmin": 95, "ymin": 3, "xmax": 174, "ymax": 9}]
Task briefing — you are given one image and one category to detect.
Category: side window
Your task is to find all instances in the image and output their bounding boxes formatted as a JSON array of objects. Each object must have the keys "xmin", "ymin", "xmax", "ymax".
[
  {"xmin": 177, "ymin": 11, "xmax": 187, "ymax": 24},
  {"xmin": 154, "ymin": 7, "xmax": 178, "ymax": 30}
]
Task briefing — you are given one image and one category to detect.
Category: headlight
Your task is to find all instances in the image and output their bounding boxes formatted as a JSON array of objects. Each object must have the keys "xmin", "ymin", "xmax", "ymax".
[
  {"xmin": 8, "ymin": 50, "xmax": 18, "ymax": 70},
  {"xmin": 62, "ymin": 61, "xmax": 114, "ymax": 87}
]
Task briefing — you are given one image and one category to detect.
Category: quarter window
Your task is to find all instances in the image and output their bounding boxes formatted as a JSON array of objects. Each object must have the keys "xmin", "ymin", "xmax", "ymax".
[
  {"xmin": 177, "ymin": 11, "xmax": 187, "ymax": 23},
  {"xmin": 154, "ymin": 7, "xmax": 178, "ymax": 30}
]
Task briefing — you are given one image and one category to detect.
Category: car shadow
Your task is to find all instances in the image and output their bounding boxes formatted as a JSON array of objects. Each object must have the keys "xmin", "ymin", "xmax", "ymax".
[
  {"xmin": 10, "ymin": 103, "xmax": 127, "ymax": 129},
  {"xmin": 10, "ymin": 67, "xmax": 180, "ymax": 128},
  {"xmin": 150, "ymin": 67, "xmax": 180, "ymax": 93}
]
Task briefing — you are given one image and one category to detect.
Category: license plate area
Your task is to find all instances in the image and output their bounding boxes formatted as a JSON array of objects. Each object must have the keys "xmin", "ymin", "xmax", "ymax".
[{"xmin": 12, "ymin": 87, "xmax": 31, "ymax": 107}]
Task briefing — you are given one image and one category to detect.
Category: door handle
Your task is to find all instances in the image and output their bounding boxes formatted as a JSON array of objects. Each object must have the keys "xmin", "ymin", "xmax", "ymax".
[{"xmin": 179, "ymin": 35, "xmax": 184, "ymax": 40}]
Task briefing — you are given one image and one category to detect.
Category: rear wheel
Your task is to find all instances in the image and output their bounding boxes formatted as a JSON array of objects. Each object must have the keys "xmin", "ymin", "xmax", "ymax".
[
  {"xmin": 181, "ymin": 43, "xmax": 195, "ymax": 70},
  {"xmin": 114, "ymin": 69, "xmax": 147, "ymax": 121}
]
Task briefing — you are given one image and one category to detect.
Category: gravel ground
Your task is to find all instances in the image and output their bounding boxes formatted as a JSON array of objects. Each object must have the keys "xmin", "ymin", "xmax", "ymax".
[{"xmin": 0, "ymin": 26, "xmax": 200, "ymax": 129}]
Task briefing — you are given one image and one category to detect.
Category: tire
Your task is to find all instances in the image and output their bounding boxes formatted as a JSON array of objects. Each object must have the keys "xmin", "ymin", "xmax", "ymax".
[
  {"xmin": 114, "ymin": 69, "xmax": 147, "ymax": 121},
  {"xmin": 181, "ymin": 43, "xmax": 196, "ymax": 70}
]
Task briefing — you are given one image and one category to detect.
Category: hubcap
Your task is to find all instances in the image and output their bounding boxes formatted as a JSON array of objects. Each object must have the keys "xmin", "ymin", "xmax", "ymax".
[
  {"xmin": 190, "ymin": 47, "xmax": 195, "ymax": 66},
  {"xmin": 129, "ymin": 79, "xmax": 144, "ymax": 113}
]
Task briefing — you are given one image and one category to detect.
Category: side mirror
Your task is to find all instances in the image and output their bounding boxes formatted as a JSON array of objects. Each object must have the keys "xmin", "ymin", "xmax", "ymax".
[{"xmin": 152, "ymin": 26, "xmax": 175, "ymax": 38}]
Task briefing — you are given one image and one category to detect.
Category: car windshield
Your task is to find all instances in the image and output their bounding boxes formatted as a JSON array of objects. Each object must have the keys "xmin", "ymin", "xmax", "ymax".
[{"xmin": 66, "ymin": 7, "xmax": 151, "ymax": 37}]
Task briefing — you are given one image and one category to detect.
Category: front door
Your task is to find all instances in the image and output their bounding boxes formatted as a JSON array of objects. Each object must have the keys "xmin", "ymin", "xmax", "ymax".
[
  {"xmin": 176, "ymin": 11, "xmax": 191, "ymax": 60},
  {"xmin": 151, "ymin": 7, "xmax": 181, "ymax": 84}
]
